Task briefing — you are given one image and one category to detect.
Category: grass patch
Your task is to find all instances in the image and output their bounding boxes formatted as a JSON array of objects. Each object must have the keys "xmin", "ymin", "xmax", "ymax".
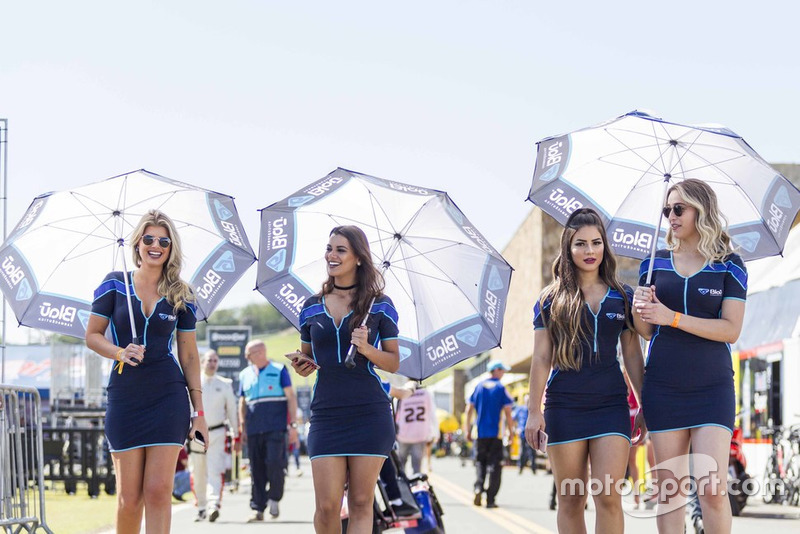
[{"xmin": 43, "ymin": 483, "xmax": 116, "ymax": 534}]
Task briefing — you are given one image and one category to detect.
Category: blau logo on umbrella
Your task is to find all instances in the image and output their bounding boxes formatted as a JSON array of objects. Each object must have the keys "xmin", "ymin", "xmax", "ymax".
[
  {"xmin": 488, "ymin": 266, "xmax": 505, "ymax": 291},
  {"xmin": 265, "ymin": 250, "xmax": 286, "ymax": 272},
  {"xmin": 288, "ymin": 195, "xmax": 314, "ymax": 207},
  {"xmin": 213, "ymin": 199, "xmax": 234, "ymax": 221},
  {"xmin": 539, "ymin": 163, "xmax": 560, "ymax": 182},
  {"xmin": 399, "ymin": 345, "xmax": 412, "ymax": 362},
  {"xmin": 213, "ymin": 250, "xmax": 236, "ymax": 273},
  {"xmin": 775, "ymin": 186, "xmax": 792, "ymax": 209},
  {"xmin": 78, "ymin": 309, "xmax": 92, "ymax": 329},
  {"xmin": 16, "ymin": 279, "xmax": 32, "ymax": 301},
  {"xmin": 732, "ymin": 232, "xmax": 760, "ymax": 253},
  {"xmin": 456, "ymin": 325, "xmax": 483, "ymax": 347}
]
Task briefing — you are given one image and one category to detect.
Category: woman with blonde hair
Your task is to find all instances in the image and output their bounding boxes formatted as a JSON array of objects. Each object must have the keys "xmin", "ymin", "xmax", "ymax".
[
  {"xmin": 633, "ymin": 179, "xmax": 747, "ymax": 533},
  {"xmin": 526, "ymin": 208, "xmax": 645, "ymax": 534},
  {"xmin": 86, "ymin": 209, "xmax": 208, "ymax": 534}
]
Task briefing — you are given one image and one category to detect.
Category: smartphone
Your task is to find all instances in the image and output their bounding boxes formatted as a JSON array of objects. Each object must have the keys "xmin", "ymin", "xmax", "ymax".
[
  {"xmin": 286, "ymin": 352, "xmax": 320, "ymax": 369},
  {"xmin": 536, "ymin": 429, "xmax": 548, "ymax": 453},
  {"xmin": 193, "ymin": 430, "xmax": 206, "ymax": 446}
]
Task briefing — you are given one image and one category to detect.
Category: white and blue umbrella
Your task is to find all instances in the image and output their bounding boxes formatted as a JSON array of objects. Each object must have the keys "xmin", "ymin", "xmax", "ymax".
[
  {"xmin": 528, "ymin": 111, "xmax": 800, "ymax": 281},
  {"xmin": 256, "ymin": 168, "xmax": 512, "ymax": 380},
  {"xmin": 0, "ymin": 169, "xmax": 256, "ymax": 339}
]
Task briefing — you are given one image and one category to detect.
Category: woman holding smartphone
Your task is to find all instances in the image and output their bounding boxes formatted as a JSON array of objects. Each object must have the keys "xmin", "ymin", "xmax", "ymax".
[
  {"xmin": 525, "ymin": 208, "xmax": 645, "ymax": 534},
  {"xmin": 633, "ymin": 179, "xmax": 746, "ymax": 533},
  {"xmin": 86, "ymin": 210, "xmax": 207, "ymax": 534},
  {"xmin": 287, "ymin": 225, "xmax": 400, "ymax": 534}
]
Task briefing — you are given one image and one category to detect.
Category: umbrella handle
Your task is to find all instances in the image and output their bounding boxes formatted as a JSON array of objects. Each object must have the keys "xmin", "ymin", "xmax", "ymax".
[{"xmin": 344, "ymin": 295, "xmax": 377, "ymax": 369}]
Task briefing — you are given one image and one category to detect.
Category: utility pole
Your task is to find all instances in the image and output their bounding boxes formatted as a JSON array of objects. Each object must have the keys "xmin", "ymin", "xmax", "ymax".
[{"xmin": 0, "ymin": 118, "xmax": 7, "ymax": 383}]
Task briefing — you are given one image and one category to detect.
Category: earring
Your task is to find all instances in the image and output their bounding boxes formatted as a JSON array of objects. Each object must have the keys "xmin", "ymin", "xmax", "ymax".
[{"xmin": 357, "ymin": 262, "xmax": 361, "ymax": 266}]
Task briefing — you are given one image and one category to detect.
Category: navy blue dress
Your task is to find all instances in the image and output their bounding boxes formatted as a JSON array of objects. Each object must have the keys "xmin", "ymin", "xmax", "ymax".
[
  {"xmin": 299, "ymin": 294, "xmax": 399, "ymax": 459},
  {"xmin": 639, "ymin": 251, "xmax": 747, "ymax": 433},
  {"xmin": 534, "ymin": 286, "xmax": 634, "ymax": 446},
  {"xmin": 92, "ymin": 271, "xmax": 196, "ymax": 452}
]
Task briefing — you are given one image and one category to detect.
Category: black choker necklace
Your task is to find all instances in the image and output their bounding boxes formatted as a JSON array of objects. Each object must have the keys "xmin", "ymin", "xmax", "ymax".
[{"xmin": 333, "ymin": 283, "xmax": 357, "ymax": 290}]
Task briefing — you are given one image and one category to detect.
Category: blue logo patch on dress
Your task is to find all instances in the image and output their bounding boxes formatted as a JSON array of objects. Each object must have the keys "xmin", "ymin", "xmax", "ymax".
[
  {"xmin": 159, "ymin": 313, "xmax": 177, "ymax": 321},
  {"xmin": 606, "ymin": 312, "xmax": 624, "ymax": 320},
  {"xmin": 698, "ymin": 288, "xmax": 710, "ymax": 295}
]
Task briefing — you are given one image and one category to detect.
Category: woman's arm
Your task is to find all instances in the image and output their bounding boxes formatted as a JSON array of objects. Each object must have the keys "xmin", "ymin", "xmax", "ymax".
[
  {"xmin": 85, "ymin": 314, "xmax": 144, "ymax": 367},
  {"xmin": 525, "ymin": 329, "xmax": 553, "ymax": 448},
  {"xmin": 636, "ymin": 290, "xmax": 745, "ymax": 344},
  {"xmin": 177, "ymin": 330, "xmax": 208, "ymax": 448},
  {"xmin": 351, "ymin": 326, "xmax": 400, "ymax": 373},
  {"xmin": 632, "ymin": 285, "xmax": 655, "ymax": 340},
  {"xmin": 620, "ymin": 328, "xmax": 648, "ymax": 443}
]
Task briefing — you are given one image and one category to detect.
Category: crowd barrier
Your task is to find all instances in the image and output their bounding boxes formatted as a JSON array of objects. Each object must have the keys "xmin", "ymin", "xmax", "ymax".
[{"xmin": 0, "ymin": 385, "xmax": 53, "ymax": 533}]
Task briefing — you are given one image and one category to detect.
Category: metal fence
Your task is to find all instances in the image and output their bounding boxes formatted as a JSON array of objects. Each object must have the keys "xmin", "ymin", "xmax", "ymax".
[{"xmin": 0, "ymin": 385, "xmax": 53, "ymax": 533}]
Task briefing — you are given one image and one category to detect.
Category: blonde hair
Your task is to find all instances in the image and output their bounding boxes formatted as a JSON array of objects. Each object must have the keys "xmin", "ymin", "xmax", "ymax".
[
  {"xmin": 130, "ymin": 209, "xmax": 194, "ymax": 312},
  {"xmin": 665, "ymin": 179, "xmax": 733, "ymax": 264},
  {"xmin": 541, "ymin": 208, "xmax": 631, "ymax": 372}
]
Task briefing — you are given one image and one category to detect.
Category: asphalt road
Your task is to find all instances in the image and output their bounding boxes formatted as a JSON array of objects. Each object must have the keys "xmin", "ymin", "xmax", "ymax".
[{"xmin": 113, "ymin": 454, "xmax": 800, "ymax": 533}]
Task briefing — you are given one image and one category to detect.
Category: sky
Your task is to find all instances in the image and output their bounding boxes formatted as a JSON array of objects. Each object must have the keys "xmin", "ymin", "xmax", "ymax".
[{"xmin": 1, "ymin": 0, "xmax": 798, "ymax": 343}]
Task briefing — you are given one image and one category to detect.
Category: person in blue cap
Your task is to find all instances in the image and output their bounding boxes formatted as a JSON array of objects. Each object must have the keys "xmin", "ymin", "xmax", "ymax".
[
  {"xmin": 525, "ymin": 208, "xmax": 645, "ymax": 534},
  {"xmin": 463, "ymin": 359, "xmax": 515, "ymax": 508},
  {"xmin": 633, "ymin": 179, "xmax": 747, "ymax": 534}
]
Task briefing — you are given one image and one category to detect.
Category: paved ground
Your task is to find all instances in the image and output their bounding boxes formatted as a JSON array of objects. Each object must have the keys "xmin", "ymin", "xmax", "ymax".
[{"xmin": 108, "ymin": 455, "xmax": 800, "ymax": 533}]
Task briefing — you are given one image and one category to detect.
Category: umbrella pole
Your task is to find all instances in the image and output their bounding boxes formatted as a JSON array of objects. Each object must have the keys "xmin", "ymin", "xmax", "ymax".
[
  {"xmin": 645, "ymin": 177, "xmax": 671, "ymax": 286},
  {"xmin": 344, "ymin": 237, "xmax": 402, "ymax": 369},
  {"xmin": 118, "ymin": 242, "xmax": 140, "ymax": 371}
]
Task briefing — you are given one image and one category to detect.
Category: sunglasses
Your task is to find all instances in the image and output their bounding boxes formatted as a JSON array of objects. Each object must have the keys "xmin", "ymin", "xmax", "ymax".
[
  {"xmin": 662, "ymin": 204, "xmax": 687, "ymax": 218},
  {"xmin": 142, "ymin": 235, "xmax": 172, "ymax": 248}
]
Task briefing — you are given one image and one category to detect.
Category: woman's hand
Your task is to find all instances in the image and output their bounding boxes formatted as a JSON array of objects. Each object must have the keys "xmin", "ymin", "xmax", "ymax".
[
  {"xmin": 631, "ymin": 409, "xmax": 648, "ymax": 446},
  {"xmin": 120, "ymin": 343, "xmax": 145, "ymax": 367},
  {"xmin": 287, "ymin": 350, "xmax": 318, "ymax": 377},
  {"xmin": 189, "ymin": 415, "xmax": 209, "ymax": 452},
  {"xmin": 634, "ymin": 285, "xmax": 674, "ymax": 325},
  {"xmin": 525, "ymin": 411, "xmax": 546, "ymax": 450},
  {"xmin": 350, "ymin": 325, "xmax": 370, "ymax": 354}
]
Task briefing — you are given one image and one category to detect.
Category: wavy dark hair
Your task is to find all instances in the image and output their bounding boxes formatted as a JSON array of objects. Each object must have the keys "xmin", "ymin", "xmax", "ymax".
[
  {"xmin": 540, "ymin": 208, "xmax": 631, "ymax": 371},
  {"xmin": 321, "ymin": 225, "xmax": 385, "ymax": 332}
]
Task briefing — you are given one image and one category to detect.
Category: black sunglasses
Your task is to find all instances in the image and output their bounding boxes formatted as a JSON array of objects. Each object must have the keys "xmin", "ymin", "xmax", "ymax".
[
  {"xmin": 142, "ymin": 235, "xmax": 172, "ymax": 248},
  {"xmin": 662, "ymin": 204, "xmax": 687, "ymax": 218}
]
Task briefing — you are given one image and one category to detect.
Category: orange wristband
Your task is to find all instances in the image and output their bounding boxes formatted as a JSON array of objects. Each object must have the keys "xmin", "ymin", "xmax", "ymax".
[{"xmin": 671, "ymin": 312, "xmax": 682, "ymax": 328}]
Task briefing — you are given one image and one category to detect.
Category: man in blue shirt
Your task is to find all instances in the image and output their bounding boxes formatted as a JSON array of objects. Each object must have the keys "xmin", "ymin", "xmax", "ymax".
[
  {"xmin": 238, "ymin": 340, "xmax": 299, "ymax": 522},
  {"xmin": 512, "ymin": 394, "xmax": 536, "ymax": 474},
  {"xmin": 463, "ymin": 360, "xmax": 515, "ymax": 509}
]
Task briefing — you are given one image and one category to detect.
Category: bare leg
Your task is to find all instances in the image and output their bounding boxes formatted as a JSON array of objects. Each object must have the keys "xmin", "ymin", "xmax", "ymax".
[
  {"xmin": 587, "ymin": 436, "xmax": 629, "ymax": 534},
  {"xmin": 112, "ymin": 449, "xmax": 146, "ymax": 534},
  {"xmin": 649, "ymin": 430, "xmax": 692, "ymax": 534},
  {"xmin": 142, "ymin": 445, "xmax": 182, "ymax": 534},
  {"xmin": 346, "ymin": 456, "xmax": 386, "ymax": 533},
  {"xmin": 628, "ymin": 445, "xmax": 640, "ymax": 506},
  {"xmin": 547, "ymin": 440, "xmax": 590, "ymax": 534},
  {"xmin": 311, "ymin": 456, "xmax": 348, "ymax": 534},
  {"xmin": 691, "ymin": 427, "xmax": 732, "ymax": 534}
]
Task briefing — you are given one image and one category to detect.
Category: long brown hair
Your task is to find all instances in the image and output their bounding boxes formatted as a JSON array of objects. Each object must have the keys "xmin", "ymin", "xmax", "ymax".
[
  {"xmin": 321, "ymin": 225, "xmax": 385, "ymax": 332},
  {"xmin": 664, "ymin": 179, "xmax": 733, "ymax": 264},
  {"xmin": 130, "ymin": 209, "xmax": 194, "ymax": 312},
  {"xmin": 540, "ymin": 208, "xmax": 631, "ymax": 371}
]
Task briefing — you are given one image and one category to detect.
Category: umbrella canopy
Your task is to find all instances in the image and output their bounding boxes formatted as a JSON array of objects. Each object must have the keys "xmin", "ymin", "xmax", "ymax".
[
  {"xmin": 256, "ymin": 168, "xmax": 513, "ymax": 380},
  {"xmin": 528, "ymin": 110, "xmax": 800, "ymax": 263},
  {"xmin": 0, "ymin": 169, "xmax": 256, "ymax": 338}
]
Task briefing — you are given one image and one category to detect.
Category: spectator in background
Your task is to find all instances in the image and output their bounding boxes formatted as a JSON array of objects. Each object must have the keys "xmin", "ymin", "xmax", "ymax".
[
  {"xmin": 239, "ymin": 340, "xmax": 299, "ymax": 522},
  {"xmin": 172, "ymin": 445, "xmax": 190, "ymax": 501},
  {"xmin": 513, "ymin": 394, "xmax": 536, "ymax": 474},
  {"xmin": 395, "ymin": 382, "xmax": 439, "ymax": 475},
  {"xmin": 464, "ymin": 361, "xmax": 515, "ymax": 509},
  {"xmin": 190, "ymin": 350, "xmax": 240, "ymax": 522}
]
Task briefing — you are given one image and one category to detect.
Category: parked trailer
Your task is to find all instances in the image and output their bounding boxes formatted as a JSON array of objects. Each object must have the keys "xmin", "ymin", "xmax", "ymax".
[{"xmin": 0, "ymin": 385, "xmax": 54, "ymax": 533}]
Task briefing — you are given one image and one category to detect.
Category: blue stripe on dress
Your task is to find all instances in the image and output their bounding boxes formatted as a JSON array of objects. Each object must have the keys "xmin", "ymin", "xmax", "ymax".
[
  {"xmin": 299, "ymin": 303, "xmax": 326, "ymax": 326},
  {"xmin": 371, "ymin": 300, "xmax": 398, "ymax": 325}
]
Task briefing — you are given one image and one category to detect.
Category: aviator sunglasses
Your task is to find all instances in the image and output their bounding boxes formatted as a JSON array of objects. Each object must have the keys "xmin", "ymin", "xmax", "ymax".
[
  {"xmin": 662, "ymin": 204, "xmax": 687, "ymax": 218},
  {"xmin": 142, "ymin": 235, "xmax": 172, "ymax": 247}
]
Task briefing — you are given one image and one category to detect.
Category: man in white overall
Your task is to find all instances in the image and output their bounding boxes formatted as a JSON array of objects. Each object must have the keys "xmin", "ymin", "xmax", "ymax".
[{"xmin": 190, "ymin": 350, "xmax": 240, "ymax": 522}]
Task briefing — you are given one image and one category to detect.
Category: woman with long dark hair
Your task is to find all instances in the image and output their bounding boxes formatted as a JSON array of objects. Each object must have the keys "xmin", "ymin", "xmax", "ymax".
[
  {"xmin": 86, "ymin": 210, "xmax": 208, "ymax": 534},
  {"xmin": 525, "ymin": 208, "xmax": 645, "ymax": 534},
  {"xmin": 633, "ymin": 179, "xmax": 747, "ymax": 533},
  {"xmin": 287, "ymin": 225, "xmax": 400, "ymax": 533}
]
